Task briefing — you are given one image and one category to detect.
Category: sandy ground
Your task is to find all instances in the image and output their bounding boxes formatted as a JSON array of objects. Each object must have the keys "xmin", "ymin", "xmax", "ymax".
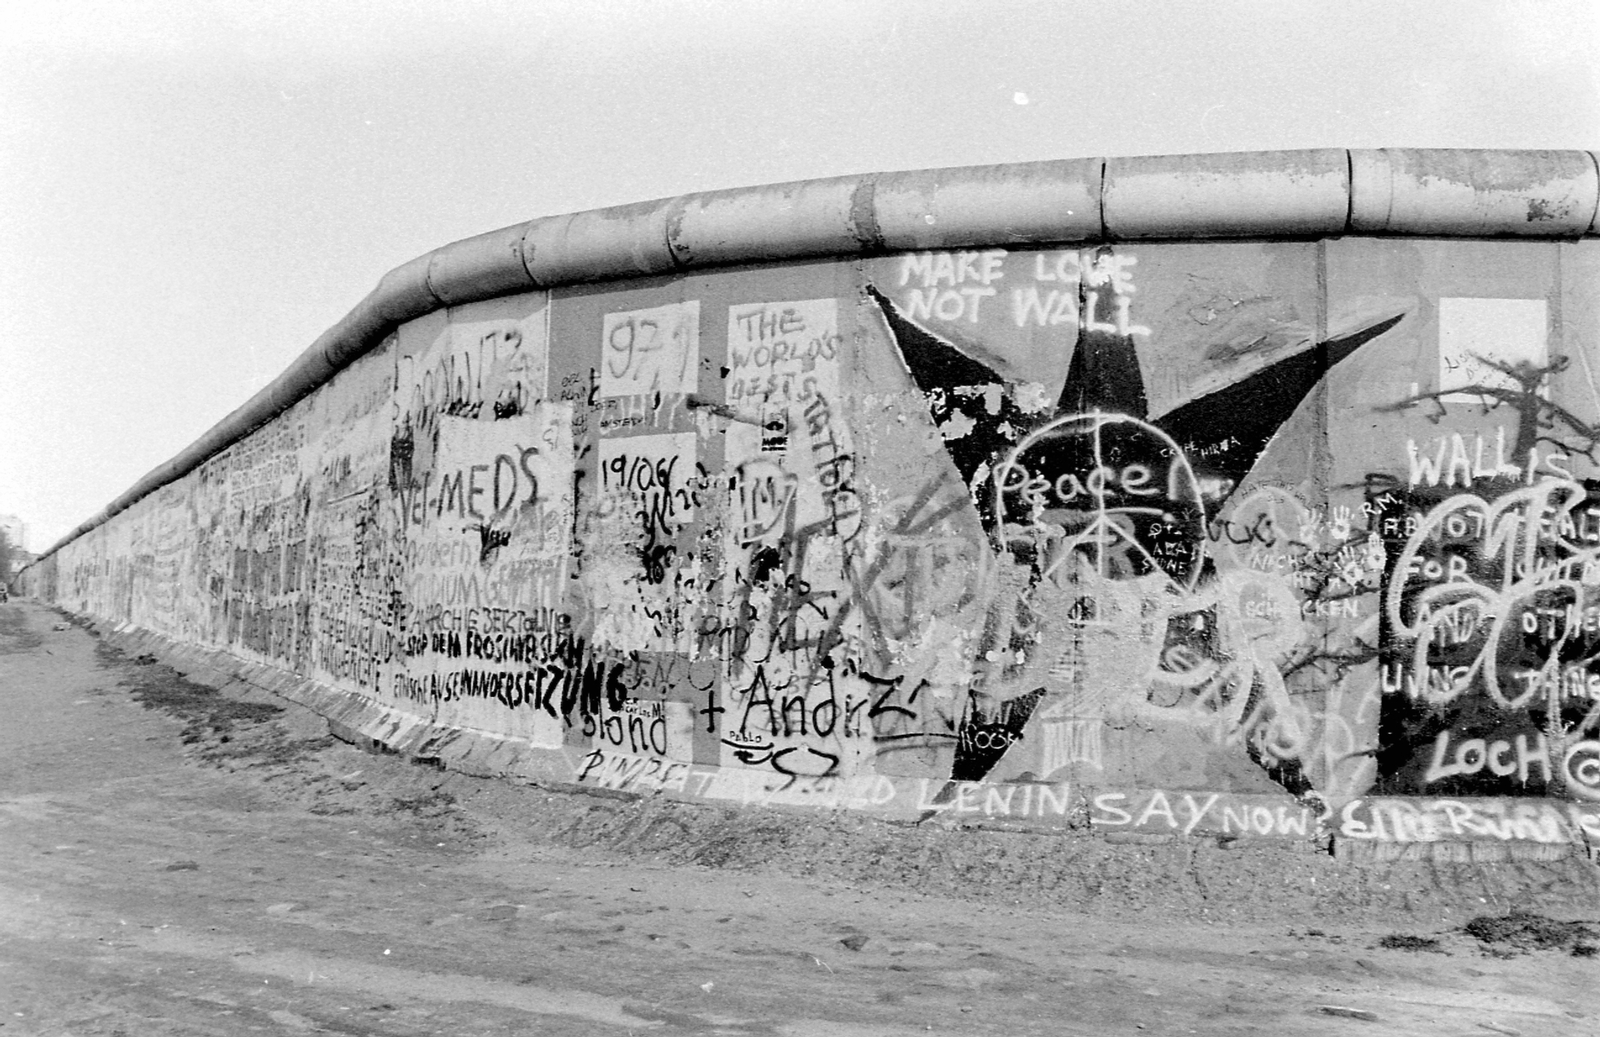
[{"xmin": 0, "ymin": 599, "xmax": 1596, "ymax": 1037}]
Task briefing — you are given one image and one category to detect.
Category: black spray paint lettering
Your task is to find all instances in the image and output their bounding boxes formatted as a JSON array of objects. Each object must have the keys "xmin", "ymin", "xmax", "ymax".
[
  {"xmin": 730, "ymin": 459, "xmax": 798, "ymax": 546},
  {"xmin": 727, "ymin": 664, "xmax": 872, "ymax": 743},
  {"xmin": 577, "ymin": 749, "xmax": 689, "ymax": 791},
  {"xmin": 404, "ymin": 327, "xmax": 525, "ymax": 421},
  {"xmin": 401, "ymin": 445, "xmax": 543, "ymax": 528},
  {"xmin": 582, "ymin": 702, "xmax": 669, "ymax": 756}
]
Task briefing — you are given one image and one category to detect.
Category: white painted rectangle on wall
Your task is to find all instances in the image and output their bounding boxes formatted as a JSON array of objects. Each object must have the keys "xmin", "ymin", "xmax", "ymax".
[
  {"xmin": 587, "ymin": 431, "xmax": 700, "ymax": 654},
  {"xmin": 600, "ymin": 301, "xmax": 700, "ymax": 398},
  {"xmin": 446, "ymin": 293, "xmax": 551, "ymax": 412},
  {"xmin": 1438, "ymin": 297, "xmax": 1548, "ymax": 399},
  {"xmin": 725, "ymin": 298, "xmax": 843, "ymax": 422}
]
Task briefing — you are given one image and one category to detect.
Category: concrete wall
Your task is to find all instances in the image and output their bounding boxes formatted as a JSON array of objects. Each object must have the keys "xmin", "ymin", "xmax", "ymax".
[{"xmin": 24, "ymin": 149, "xmax": 1600, "ymax": 853}]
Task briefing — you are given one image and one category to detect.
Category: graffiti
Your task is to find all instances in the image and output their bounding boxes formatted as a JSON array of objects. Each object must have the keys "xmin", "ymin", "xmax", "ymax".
[
  {"xmin": 867, "ymin": 260, "xmax": 1408, "ymax": 797},
  {"xmin": 557, "ymin": 369, "xmax": 599, "ymax": 441},
  {"xmin": 577, "ymin": 748, "xmax": 691, "ymax": 793},
  {"xmin": 400, "ymin": 404, "xmax": 574, "ymax": 716},
  {"xmin": 692, "ymin": 768, "xmax": 898, "ymax": 811},
  {"xmin": 869, "ymin": 265, "xmax": 1403, "ymax": 529},
  {"xmin": 717, "ymin": 661, "xmax": 897, "ymax": 777},
  {"xmin": 896, "ymin": 248, "xmax": 1152, "ymax": 336},
  {"xmin": 400, "ymin": 446, "xmax": 545, "ymax": 528},
  {"xmin": 308, "ymin": 467, "xmax": 397, "ymax": 695},
  {"xmin": 1012, "ymin": 251, "xmax": 1149, "ymax": 337},
  {"xmin": 1035, "ymin": 708, "xmax": 1104, "ymax": 772},
  {"xmin": 994, "ymin": 412, "xmax": 1206, "ymax": 587},
  {"xmin": 586, "ymin": 433, "xmax": 702, "ymax": 653},
  {"xmin": 1564, "ymin": 740, "xmax": 1600, "ymax": 800},
  {"xmin": 1424, "ymin": 729, "xmax": 1550, "ymax": 785},
  {"xmin": 1208, "ymin": 487, "xmax": 1386, "ymax": 598},
  {"xmin": 894, "ymin": 249, "xmax": 1006, "ymax": 325},
  {"xmin": 398, "ymin": 299, "xmax": 547, "ymax": 432},
  {"xmin": 1405, "ymin": 428, "xmax": 1578, "ymax": 490},
  {"xmin": 1374, "ymin": 335, "xmax": 1600, "ymax": 800},
  {"xmin": 404, "ymin": 604, "xmax": 569, "ymax": 661},
  {"xmin": 38, "ymin": 236, "xmax": 1600, "ymax": 845},
  {"xmin": 391, "ymin": 321, "xmax": 575, "ymax": 731},
  {"xmin": 1381, "ymin": 481, "xmax": 1600, "ymax": 703},
  {"xmin": 1436, "ymin": 297, "xmax": 1549, "ymax": 401},
  {"xmin": 726, "ymin": 302, "xmax": 841, "ymax": 408},
  {"xmin": 917, "ymin": 777, "xmax": 1080, "ymax": 820},
  {"xmin": 601, "ymin": 301, "xmax": 699, "ymax": 398},
  {"xmin": 1088, "ymin": 789, "xmax": 1314, "ymax": 839},
  {"xmin": 392, "ymin": 625, "xmax": 627, "ymax": 720},
  {"xmin": 730, "ymin": 459, "xmax": 798, "ymax": 546},
  {"xmin": 585, "ymin": 697, "xmax": 670, "ymax": 756},
  {"xmin": 1337, "ymin": 796, "xmax": 1600, "ymax": 845},
  {"xmin": 715, "ymin": 298, "xmax": 873, "ymax": 776},
  {"xmin": 703, "ymin": 524, "xmax": 840, "ymax": 668},
  {"xmin": 799, "ymin": 391, "xmax": 861, "ymax": 542},
  {"xmin": 722, "ymin": 299, "xmax": 854, "ymax": 556},
  {"xmin": 598, "ymin": 390, "xmax": 689, "ymax": 434},
  {"xmin": 913, "ymin": 779, "xmax": 1316, "ymax": 838},
  {"xmin": 1381, "ymin": 351, "xmax": 1597, "ymax": 470},
  {"xmin": 598, "ymin": 438, "xmax": 700, "ymax": 547},
  {"xmin": 854, "ymin": 487, "xmax": 986, "ymax": 644}
]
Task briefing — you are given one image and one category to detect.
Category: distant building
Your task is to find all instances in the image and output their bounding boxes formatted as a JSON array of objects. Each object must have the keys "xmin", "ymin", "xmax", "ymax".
[
  {"xmin": 7, "ymin": 549, "xmax": 34, "ymax": 580},
  {"xmin": 0, "ymin": 514, "xmax": 27, "ymax": 585},
  {"xmin": 0, "ymin": 513, "xmax": 23, "ymax": 552}
]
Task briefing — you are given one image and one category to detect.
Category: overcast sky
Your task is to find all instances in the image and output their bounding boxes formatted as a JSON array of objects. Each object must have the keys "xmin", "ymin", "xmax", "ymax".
[{"xmin": 3, "ymin": 0, "xmax": 1597, "ymax": 552}]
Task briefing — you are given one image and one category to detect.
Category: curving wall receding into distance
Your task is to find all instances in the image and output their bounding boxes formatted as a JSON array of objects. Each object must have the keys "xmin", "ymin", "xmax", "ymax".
[{"xmin": 21, "ymin": 148, "xmax": 1600, "ymax": 854}]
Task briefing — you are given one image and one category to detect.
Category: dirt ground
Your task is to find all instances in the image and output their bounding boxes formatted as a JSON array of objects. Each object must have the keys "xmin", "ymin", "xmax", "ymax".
[{"xmin": 1, "ymin": 600, "xmax": 1596, "ymax": 1036}]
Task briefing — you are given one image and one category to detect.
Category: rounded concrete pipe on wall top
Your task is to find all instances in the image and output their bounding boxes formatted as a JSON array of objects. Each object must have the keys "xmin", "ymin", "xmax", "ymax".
[
  {"xmin": 1102, "ymin": 149, "xmax": 1349, "ymax": 240},
  {"xmin": 870, "ymin": 159, "xmax": 1104, "ymax": 251},
  {"xmin": 1349, "ymin": 148, "xmax": 1600, "ymax": 237}
]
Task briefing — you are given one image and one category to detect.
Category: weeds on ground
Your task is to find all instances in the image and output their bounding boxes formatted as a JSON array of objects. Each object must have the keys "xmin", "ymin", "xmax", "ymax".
[
  {"xmin": 1377, "ymin": 934, "xmax": 1444, "ymax": 952},
  {"xmin": 0, "ymin": 605, "xmax": 43, "ymax": 653},
  {"xmin": 94, "ymin": 642, "xmax": 302, "ymax": 762},
  {"xmin": 100, "ymin": 642, "xmax": 282, "ymax": 740},
  {"xmin": 1462, "ymin": 911, "xmax": 1598, "ymax": 958},
  {"xmin": 393, "ymin": 790, "xmax": 458, "ymax": 817}
]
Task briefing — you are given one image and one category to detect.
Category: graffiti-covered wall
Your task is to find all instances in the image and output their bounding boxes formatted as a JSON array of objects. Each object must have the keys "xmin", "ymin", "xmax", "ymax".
[{"xmin": 26, "ymin": 152, "xmax": 1600, "ymax": 850}]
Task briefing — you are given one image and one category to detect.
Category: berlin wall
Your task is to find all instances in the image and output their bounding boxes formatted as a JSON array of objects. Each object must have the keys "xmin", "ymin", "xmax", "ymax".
[{"xmin": 22, "ymin": 149, "xmax": 1600, "ymax": 855}]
